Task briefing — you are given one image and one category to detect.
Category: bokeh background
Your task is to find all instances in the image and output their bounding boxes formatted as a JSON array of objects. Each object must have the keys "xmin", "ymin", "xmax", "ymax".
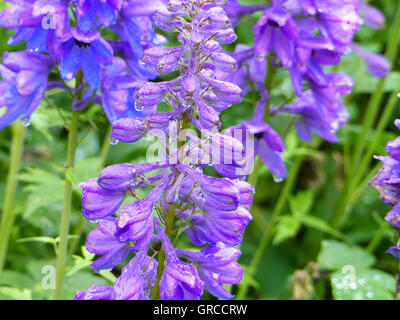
[{"xmin": 0, "ymin": 0, "xmax": 399, "ymax": 300}]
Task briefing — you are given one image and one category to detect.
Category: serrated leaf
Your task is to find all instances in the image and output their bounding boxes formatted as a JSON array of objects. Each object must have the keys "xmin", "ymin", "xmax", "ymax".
[
  {"xmin": 317, "ymin": 240, "xmax": 376, "ymax": 270},
  {"xmin": 331, "ymin": 268, "xmax": 396, "ymax": 300}
]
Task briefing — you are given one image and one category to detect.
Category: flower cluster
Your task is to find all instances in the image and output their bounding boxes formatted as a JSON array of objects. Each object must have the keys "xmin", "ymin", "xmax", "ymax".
[
  {"xmin": 215, "ymin": 0, "xmax": 390, "ymax": 179},
  {"xmin": 0, "ymin": 0, "xmax": 167, "ymax": 128},
  {"xmin": 370, "ymin": 120, "xmax": 400, "ymax": 259},
  {"xmin": 75, "ymin": 0, "xmax": 254, "ymax": 300}
]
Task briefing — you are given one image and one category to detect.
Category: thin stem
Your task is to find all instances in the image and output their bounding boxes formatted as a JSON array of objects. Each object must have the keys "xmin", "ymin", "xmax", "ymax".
[
  {"xmin": 331, "ymin": 2, "xmax": 400, "ymax": 228},
  {"xmin": 152, "ymin": 204, "xmax": 175, "ymax": 300},
  {"xmin": 67, "ymin": 125, "xmax": 112, "ymax": 256},
  {"xmin": 0, "ymin": 122, "xmax": 26, "ymax": 271},
  {"xmin": 367, "ymin": 221, "xmax": 391, "ymax": 253},
  {"xmin": 53, "ymin": 109, "xmax": 79, "ymax": 300},
  {"xmin": 99, "ymin": 125, "xmax": 112, "ymax": 169},
  {"xmin": 236, "ymin": 151, "xmax": 305, "ymax": 299}
]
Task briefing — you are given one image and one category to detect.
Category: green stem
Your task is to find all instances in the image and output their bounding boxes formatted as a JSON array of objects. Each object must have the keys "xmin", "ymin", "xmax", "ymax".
[
  {"xmin": 67, "ymin": 125, "xmax": 112, "ymax": 256},
  {"xmin": 367, "ymin": 222, "xmax": 391, "ymax": 253},
  {"xmin": 331, "ymin": 3, "xmax": 400, "ymax": 228},
  {"xmin": 0, "ymin": 122, "xmax": 26, "ymax": 271},
  {"xmin": 152, "ymin": 204, "xmax": 175, "ymax": 300},
  {"xmin": 53, "ymin": 109, "xmax": 79, "ymax": 300},
  {"xmin": 236, "ymin": 152, "xmax": 304, "ymax": 299},
  {"xmin": 99, "ymin": 125, "xmax": 112, "ymax": 169}
]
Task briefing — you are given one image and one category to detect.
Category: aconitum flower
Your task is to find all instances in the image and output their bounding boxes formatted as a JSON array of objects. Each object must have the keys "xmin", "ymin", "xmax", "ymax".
[
  {"xmin": 370, "ymin": 120, "xmax": 400, "ymax": 259},
  {"xmin": 0, "ymin": 0, "xmax": 166, "ymax": 129},
  {"xmin": 76, "ymin": 0, "xmax": 253, "ymax": 300},
  {"xmin": 58, "ymin": 28, "xmax": 114, "ymax": 89},
  {"xmin": 0, "ymin": 51, "xmax": 57, "ymax": 129},
  {"xmin": 176, "ymin": 242, "xmax": 243, "ymax": 299}
]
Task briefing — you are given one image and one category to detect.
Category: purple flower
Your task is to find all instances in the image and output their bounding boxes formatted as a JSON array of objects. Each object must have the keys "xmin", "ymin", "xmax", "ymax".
[
  {"xmin": 360, "ymin": 1, "xmax": 386, "ymax": 30},
  {"xmin": 279, "ymin": 90, "xmax": 341, "ymax": 143},
  {"xmin": 0, "ymin": 0, "xmax": 70, "ymax": 53},
  {"xmin": 0, "ymin": 51, "xmax": 56, "ymax": 128},
  {"xmin": 86, "ymin": 217, "xmax": 134, "ymax": 271},
  {"xmin": 370, "ymin": 120, "xmax": 400, "ymax": 260},
  {"xmin": 157, "ymin": 223, "xmax": 204, "ymax": 300},
  {"xmin": 58, "ymin": 28, "xmax": 113, "ymax": 89},
  {"xmin": 74, "ymin": 285, "xmax": 114, "ymax": 300},
  {"xmin": 75, "ymin": 0, "xmax": 123, "ymax": 32},
  {"xmin": 352, "ymin": 44, "xmax": 390, "ymax": 78},
  {"xmin": 113, "ymin": 252, "xmax": 158, "ymax": 300},
  {"xmin": 79, "ymin": 178, "xmax": 126, "ymax": 221},
  {"xmin": 176, "ymin": 242, "xmax": 243, "ymax": 299},
  {"xmin": 253, "ymin": 5, "xmax": 299, "ymax": 66}
]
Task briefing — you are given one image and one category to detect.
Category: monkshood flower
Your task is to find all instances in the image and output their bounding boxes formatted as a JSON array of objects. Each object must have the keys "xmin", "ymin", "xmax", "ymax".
[
  {"xmin": 0, "ymin": 51, "xmax": 57, "ymax": 129},
  {"xmin": 75, "ymin": 251, "xmax": 158, "ymax": 300},
  {"xmin": 351, "ymin": 44, "xmax": 390, "ymax": 78},
  {"xmin": 176, "ymin": 242, "xmax": 243, "ymax": 299},
  {"xmin": 370, "ymin": 120, "xmax": 400, "ymax": 259},
  {"xmin": 156, "ymin": 221, "xmax": 204, "ymax": 300},
  {"xmin": 0, "ymin": 0, "xmax": 167, "ymax": 128},
  {"xmin": 58, "ymin": 28, "xmax": 114, "ymax": 89},
  {"xmin": 77, "ymin": 0, "xmax": 254, "ymax": 300},
  {"xmin": 0, "ymin": 0, "xmax": 70, "ymax": 53}
]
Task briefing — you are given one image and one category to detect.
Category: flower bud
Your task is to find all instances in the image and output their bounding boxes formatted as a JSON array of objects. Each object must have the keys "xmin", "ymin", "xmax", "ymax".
[
  {"xmin": 209, "ymin": 51, "xmax": 237, "ymax": 72},
  {"xmin": 111, "ymin": 118, "xmax": 145, "ymax": 143}
]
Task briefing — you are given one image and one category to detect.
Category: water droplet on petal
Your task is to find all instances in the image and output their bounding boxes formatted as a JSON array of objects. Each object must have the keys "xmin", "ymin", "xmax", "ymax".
[
  {"xmin": 135, "ymin": 101, "xmax": 144, "ymax": 112},
  {"xmin": 21, "ymin": 118, "xmax": 30, "ymax": 127},
  {"xmin": 256, "ymin": 55, "xmax": 265, "ymax": 62},
  {"xmin": 273, "ymin": 175, "xmax": 283, "ymax": 183},
  {"xmin": 109, "ymin": 136, "xmax": 119, "ymax": 145}
]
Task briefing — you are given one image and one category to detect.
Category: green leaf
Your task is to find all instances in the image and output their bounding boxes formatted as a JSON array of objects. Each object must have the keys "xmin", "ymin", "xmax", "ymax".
[
  {"xmin": 297, "ymin": 216, "xmax": 352, "ymax": 243},
  {"xmin": 317, "ymin": 240, "xmax": 376, "ymax": 270},
  {"xmin": 273, "ymin": 215, "xmax": 301, "ymax": 244},
  {"xmin": 289, "ymin": 190, "xmax": 314, "ymax": 217},
  {"xmin": 331, "ymin": 268, "xmax": 396, "ymax": 300},
  {"xmin": 0, "ymin": 287, "xmax": 32, "ymax": 300},
  {"xmin": 0, "ymin": 271, "xmax": 36, "ymax": 290}
]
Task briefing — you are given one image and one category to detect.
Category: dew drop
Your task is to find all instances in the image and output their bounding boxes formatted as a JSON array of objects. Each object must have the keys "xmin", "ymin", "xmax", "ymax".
[
  {"xmin": 256, "ymin": 55, "xmax": 265, "ymax": 62},
  {"xmin": 109, "ymin": 136, "xmax": 119, "ymax": 145},
  {"xmin": 21, "ymin": 118, "xmax": 30, "ymax": 127},
  {"xmin": 89, "ymin": 219, "xmax": 98, "ymax": 224},
  {"xmin": 135, "ymin": 101, "xmax": 144, "ymax": 112},
  {"xmin": 273, "ymin": 175, "xmax": 283, "ymax": 183}
]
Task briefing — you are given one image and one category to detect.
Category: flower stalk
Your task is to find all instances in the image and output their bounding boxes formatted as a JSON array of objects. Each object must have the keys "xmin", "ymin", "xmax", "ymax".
[{"xmin": 0, "ymin": 122, "xmax": 26, "ymax": 271}]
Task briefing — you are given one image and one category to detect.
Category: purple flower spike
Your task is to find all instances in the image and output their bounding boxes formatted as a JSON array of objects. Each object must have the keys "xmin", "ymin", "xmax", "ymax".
[
  {"xmin": 176, "ymin": 242, "xmax": 243, "ymax": 299},
  {"xmin": 74, "ymin": 285, "xmax": 114, "ymax": 300},
  {"xmin": 86, "ymin": 217, "xmax": 134, "ymax": 271},
  {"xmin": 79, "ymin": 178, "xmax": 126, "ymax": 221}
]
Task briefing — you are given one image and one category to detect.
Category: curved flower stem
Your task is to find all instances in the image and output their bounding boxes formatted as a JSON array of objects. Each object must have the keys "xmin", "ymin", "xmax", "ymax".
[
  {"xmin": 0, "ymin": 122, "xmax": 26, "ymax": 271},
  {"xmin": 330, "ymin": 3, "xmax": 400, "ymax": 228},
  {"xmin": 153, "ymin": 204, "xmax": 176, "ymax": 300},
  {"xmin": 236, "ymin": 151, "xmax": 305, "ymax": 299},
  {"xmin": 53, "ymin": 109, "xmax": 80, "ymax": 300}
]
